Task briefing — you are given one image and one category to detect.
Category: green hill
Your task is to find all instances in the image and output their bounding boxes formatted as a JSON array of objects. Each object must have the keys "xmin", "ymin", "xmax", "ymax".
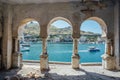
[
  {"xmin": 23, "ymin": 23, "xmax": 101, "ymax": 36},
  {"xmin": 49, "ymin": 25, "xmax": 100, "ymax": 35}
]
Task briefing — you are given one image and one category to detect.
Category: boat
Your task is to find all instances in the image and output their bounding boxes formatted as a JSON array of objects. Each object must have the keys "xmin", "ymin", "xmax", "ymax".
[
  {"xmin": 21, "ymin": 47, "xmax": 30, "ymax": 52},
  {"xmin": 88, "ymin": 46, "xmax": 100, "ymax": 52},
  {"xmin": 20, "ymin": 45, "xmax": 30, "ymax": 52},
  {"xmin": 21, "ymin": 43, "xmax": 30, "ymax": 47}
]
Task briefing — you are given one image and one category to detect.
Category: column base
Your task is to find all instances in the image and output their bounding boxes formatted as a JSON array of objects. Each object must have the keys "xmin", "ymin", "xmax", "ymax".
[
  {"xmin": 40, "ymin": 54, "xmax": 49, "ymax": 71},
  {"xmin": 101, "ymin": 54, "xmax": 116, "ymax": 70},
  {"xmin": 72, "ymin": 54, "xmax": 80, "ymax": 69},
  {"xmin": 18, "ymin": 52, "xmax": 23, "ymax": 68},
  {"xmin": 12, "ymin": 52, "xmax": 23, "ymax": 68}
]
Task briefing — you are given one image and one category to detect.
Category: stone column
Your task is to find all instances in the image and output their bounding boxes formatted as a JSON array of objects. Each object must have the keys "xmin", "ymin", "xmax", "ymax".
[
  {"xmin": 72, "ymin": 38, "xmax": 80, "ymax": 69},
  {"xmin": 101, "ymin": 38, "xmax": 116, "ymax": 70},
  {"xmin": 114, "ymin": 0, "xmax": 120, "ymax": 70},
  {"xmin": 12, "ymin": 38, "xmax": 22, "ymax": 68},
  {"xmin": 2, "ymin": 5, "xmax": 13, "ymax": 69},
  {"xmin": 40, "ymin": 38, "xmax": 49, "ymax": 71}
]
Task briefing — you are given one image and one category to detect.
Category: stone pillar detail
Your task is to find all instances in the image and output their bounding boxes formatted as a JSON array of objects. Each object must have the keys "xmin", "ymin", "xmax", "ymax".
[
  {"xmin": 106, "ymin": 39, "xmax": 113, "ymax": 56},
  {"xmin": 2, "ymin": 5, "xmax": 13, "ymax": 69},
  {"xmin": 114, "ymin": 0, "xmax": 120, "ymax": 70},
  {"xmin": 12, "ymin": 38, "xmax": 22, "ymax": 68},
  {"xmin": 40, "ymin": 38, "xmax": 49, "ymax": 71},
  {"xmin": 42, "ymin": 38, "xmax": 47, "ymax": 54},
  {"xmin": 72, "ymin": 38, "xmax": 80, "ymax": 69},
  {"xmin": 101, "ymin": 38, "xmax": 116, "ymax": 70}
]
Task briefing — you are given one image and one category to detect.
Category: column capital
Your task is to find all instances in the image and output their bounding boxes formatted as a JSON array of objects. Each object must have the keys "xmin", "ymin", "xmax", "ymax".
[
  {"xmin": 72, "ymin": 38, "xmax": 79, "ymax": 40},
  {"xmin": 41, "ymin": 38, "xmax": 47, "ymax": 40}
]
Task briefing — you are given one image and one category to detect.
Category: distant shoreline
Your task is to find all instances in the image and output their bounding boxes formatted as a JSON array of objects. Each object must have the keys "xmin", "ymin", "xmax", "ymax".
[{"xmin": 30, "ymin": 42, "xmax": 104, "ymax": 44}]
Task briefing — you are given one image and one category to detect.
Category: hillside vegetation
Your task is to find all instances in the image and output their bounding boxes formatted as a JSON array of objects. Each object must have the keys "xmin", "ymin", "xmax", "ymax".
[{"xmin": 23, "ymin": 23, "xmax": 100, "ymax": 36}]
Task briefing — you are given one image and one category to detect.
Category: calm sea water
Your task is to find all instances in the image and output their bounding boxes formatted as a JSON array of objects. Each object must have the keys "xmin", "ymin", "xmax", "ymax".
[{"xmin": 21, "ymin": 43, "xmax": 105, "ymax": 63}]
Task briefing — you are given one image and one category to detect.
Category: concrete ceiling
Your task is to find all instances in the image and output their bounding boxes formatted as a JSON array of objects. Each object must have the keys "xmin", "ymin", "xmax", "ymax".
[{"xmin": 0, "ymin": 0, "xmax": 82, "ymax": 4}]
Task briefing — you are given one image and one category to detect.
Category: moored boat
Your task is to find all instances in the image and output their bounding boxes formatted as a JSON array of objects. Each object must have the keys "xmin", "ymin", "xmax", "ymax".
[
  {"xmin": 88, "ymin": 46, "xmax": 100, "ymax": 52},
  {"xmin": 21, "ymin": 47, "xmax": 30, "ymax": 52}
]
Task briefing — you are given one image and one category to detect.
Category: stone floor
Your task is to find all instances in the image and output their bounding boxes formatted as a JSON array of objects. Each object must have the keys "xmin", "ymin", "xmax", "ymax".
[{"xmin": 0, "ymin": 62, "xmax": 120, "ymax": 80}]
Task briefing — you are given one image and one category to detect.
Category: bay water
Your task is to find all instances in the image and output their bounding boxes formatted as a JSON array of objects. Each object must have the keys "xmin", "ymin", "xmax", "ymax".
[{"xmin": 21, "ymin": 43, "xmax": 105, "ymax": 63}]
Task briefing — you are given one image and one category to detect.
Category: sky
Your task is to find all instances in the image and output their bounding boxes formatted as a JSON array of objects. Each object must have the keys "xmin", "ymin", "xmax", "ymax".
[
  {"xmin": 80, "ymin": 20, "xmax": 102, "ymax": 34},
  {"xmin": 52, "ymin": 20, "xmax": 102, "ymax": 34},
  {"xmin": 51, "ymin": 20, "xmax": 71, "ymax": 28}
]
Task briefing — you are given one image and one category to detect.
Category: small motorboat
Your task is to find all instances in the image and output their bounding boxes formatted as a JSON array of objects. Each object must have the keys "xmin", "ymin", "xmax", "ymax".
[
  {"xmin": 21, "ymin": 44, "xmax": 30, "ymax": 47},
  {"xmin": 20, "ymin": 45, "xmax": 30, "ymax": 52},
  {"xmin": 88, "ymin": 46, "xmax": 100, "ymax": 52},
  {"xmin": 21, "ymin": 47, "xmax": 30, "ymax": 52}
]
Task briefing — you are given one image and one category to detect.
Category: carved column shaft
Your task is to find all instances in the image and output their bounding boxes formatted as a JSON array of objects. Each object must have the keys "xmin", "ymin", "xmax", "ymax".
[
  {"xmin": 101, "ymin": 38, "xmax": 116, "ymax": 70},
  {"xmin": 73, "ymin": 38, "xmax": 78, "ymax": 55},
  {"xmin": 15, "ymin": 38, "xmax": 18, "ymax": 52},
  {"xmin": 42, "ymin": 38, "xmax": 47, "ymax": 54},
  {"xmin": 12, "ymin": 37, "xmax": 22, "ymax": 68},
  {"xmin": 40, "ymin": 38, "xmax": 49, "ymax": 71},
  {"xmin": 107, "ymin": 40, "xmax": 111, "ymax": 55},
  {"xmin": 12, "ymin": 38, "xmax": 18, "ymax": 68},
  {"xmin": 72, "ymin": 38, "xmax": 80, "ymax": 69},
  {"xmin": 106, "ymin": 39, "xmax": 113, "ymax": 56}
]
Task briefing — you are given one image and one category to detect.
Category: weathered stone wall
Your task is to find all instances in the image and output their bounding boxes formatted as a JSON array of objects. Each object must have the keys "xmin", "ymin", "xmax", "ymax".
[
  {"xmin": 0, "ymin": 3, "xmax": 2, "ymax": 38},
  {"xmin": 0, "ymin": 2, "xmax": 3, "ymax": 69},
  {"xmin": 94, "ymin": 7, "xmax": 114, "ymax": 39},
  {"xmin": 2, "ymin": 4, "xmax": 13, "ymax": 69},
  {"xmin": 114, "ymin": 0, "xmax": 120, "ymax": 70},
  {"xmin": 12, "ymin": 2, "xmax": 114, "ymax": 39}
]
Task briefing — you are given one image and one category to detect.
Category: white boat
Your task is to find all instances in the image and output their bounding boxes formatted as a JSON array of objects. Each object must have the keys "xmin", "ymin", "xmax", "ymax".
[
  {"xmin": 21, "ymin": 43, "xmax": 30, "ymax": 47},
  {"xmin": 20, "ymin": 45, "xmax": 30, "ymax": 52},
  {"xmin": 88, "ymin": 46, "xmax": 100, "ymax": 52}
]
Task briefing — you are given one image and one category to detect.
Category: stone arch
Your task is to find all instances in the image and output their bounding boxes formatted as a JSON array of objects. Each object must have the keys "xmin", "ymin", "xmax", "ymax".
[
  {"xmin": 83, "ymin": 17, "xmax": 107, "ymax": 38},
  {"xmin": 12, "ymin": 18, "xmax": 41, "ymax": 68},
  {"xmin": 18, "ymin": 18, "xmax": 40, "ymax": 39},
  {"xmin": 46, "ymin": 16, "xmax": 74, "ymax": 61},
  {"xmin": 18, "ymin": 18, "xmax": 37, "ymax": 27},
  {"xmin": 47, "ymin": 17, "xmax": 73, "ymax": 37},
  {"xmin": 79, "ymin": 16, "xmax": 113, "ymax": 67}
]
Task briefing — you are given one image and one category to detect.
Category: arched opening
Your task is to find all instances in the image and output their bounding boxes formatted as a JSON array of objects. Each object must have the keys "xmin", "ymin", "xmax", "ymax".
[
  {"xmin": 47, "ymin": 17, "xmax": 73, "ymax": 62},
  {"xmin": 18, "ymin": 18, "xmax": 41, "ymax": 61},
  {"xmin": 79, "ymin": 17, "xmax": 107, "ymax": 63}
]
